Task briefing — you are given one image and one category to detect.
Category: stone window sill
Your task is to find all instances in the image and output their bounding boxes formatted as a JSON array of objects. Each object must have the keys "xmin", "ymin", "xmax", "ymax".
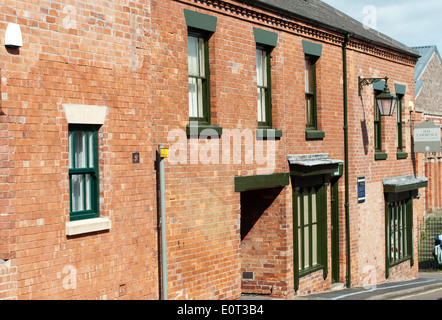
[{"xmin": 66, "ymin": 217, "xmax": 111, "ymax": 236}]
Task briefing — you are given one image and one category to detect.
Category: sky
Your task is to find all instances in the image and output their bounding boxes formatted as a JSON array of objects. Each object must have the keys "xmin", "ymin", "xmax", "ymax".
[{"xmin": 321, "ymin": 0, "xmax": 442, "ymax": 53}]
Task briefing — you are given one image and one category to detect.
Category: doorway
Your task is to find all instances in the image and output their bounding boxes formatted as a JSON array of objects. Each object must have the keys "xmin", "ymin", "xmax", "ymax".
[{"xmin": 331, "ymin": 179, "xmax": 340, "ymax": 284}]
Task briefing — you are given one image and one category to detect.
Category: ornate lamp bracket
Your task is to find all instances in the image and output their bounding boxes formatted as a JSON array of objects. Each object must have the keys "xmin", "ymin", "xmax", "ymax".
[{"xmin": 358, "ymin": 76, "xmax": 389, "ymax": 96}]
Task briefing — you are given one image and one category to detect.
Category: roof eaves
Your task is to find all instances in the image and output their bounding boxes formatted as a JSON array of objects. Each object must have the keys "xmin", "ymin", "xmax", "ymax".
[{"xmin": 237, "ymin": 0, "xmax": 420, "ymax": 58}]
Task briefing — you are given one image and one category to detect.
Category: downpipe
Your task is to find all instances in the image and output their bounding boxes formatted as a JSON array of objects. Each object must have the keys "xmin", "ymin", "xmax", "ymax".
[
  {"xmin": 158, "ymin": 145, "xmax": 168, "ymax": 300},
  {"xmin": 343, "ymin": 33, "xmax": 351, "ymax": 288}
]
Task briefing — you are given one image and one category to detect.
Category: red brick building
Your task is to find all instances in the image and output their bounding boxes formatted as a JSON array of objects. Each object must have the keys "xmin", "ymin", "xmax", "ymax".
[
  {"xmin": 0, "ymin": 0, "xmax": 427, "ymax": 299},
  {"xmin": 413, "ymin": 45, "xmax": 442, "ymax": 217}
]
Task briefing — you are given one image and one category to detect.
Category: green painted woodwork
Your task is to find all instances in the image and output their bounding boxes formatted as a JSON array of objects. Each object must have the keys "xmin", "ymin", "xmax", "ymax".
[
  {"xmin": 234, "ymin": 173, "xmax": 289, "ymax": 192},
  {"xmin": 253, "ymin": 27, "xmax": 278, "ymax": 47},
  {"xmin": 68, "ymin": 124, "xmax": 99, "ymax": 221},
  {"xmin": 184, "ymin": 9, "xmax": 217, "ymax": 33},
  {"xmin": 394, "ymin": 84, "xmax": 406, "ymax": 97},
  {"xmin": 256, "ymin": 128, "xmax": 283, "ymax": 139},
  {"xmin": 383, "ymin": 181, "xmax": 427, "ymax": 194},
  {"xmin": 396, "ymin": 152, "xmax": 408, "ymax": 159},
  {"xmin": 302, "ymin": 40, "xmax": 323, "ymax": 57},
  {"xmin": 305, "ymin": 129, "xmax": 325, "ymax": 140},
  {"xmin": 186, "ymin": 123, "xmax": 223, "ymax": 137},
  {"xmin": 375, "ymin": 152, "xmax": 388, "ymax": 160}
]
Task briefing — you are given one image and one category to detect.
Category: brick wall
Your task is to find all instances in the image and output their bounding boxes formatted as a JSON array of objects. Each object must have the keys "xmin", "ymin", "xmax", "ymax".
[
  {"xmin": 421, "ymin": 115, "xmax": 442, "ymax": 216},
  {"xmin": 416, "ymin": 52, "xmax": 442, "ymax": 216},
  {"xmin": 150, "ymin": 0, "xmax": 421, "ymax": 298},
  {"xmin": 1, "ymin": 0, "xmax": 158, "ymax": 299},
  {"xmin": 240, "ymin": 187, "xmax": 291, "ymax": 297},
  {"xmin": 345, "ymin": 47, "xmax": 423, "ymax": 285},
  {"xmin": 0, "ymin": 0, "xmax": 423, "ymax": 300}
]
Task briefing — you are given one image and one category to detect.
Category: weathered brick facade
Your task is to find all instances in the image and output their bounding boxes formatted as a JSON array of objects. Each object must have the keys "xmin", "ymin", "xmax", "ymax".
[
  {"xmin": 0, "ymin": 0, "xmax": 425, "ymax": 300},
  {"xmin": 1, "ymin": 0, "xmax": 158, "ymax": 299},
  {"xmin": 414, "ymin": 48, "xmax": 442, "ymax": 216}
]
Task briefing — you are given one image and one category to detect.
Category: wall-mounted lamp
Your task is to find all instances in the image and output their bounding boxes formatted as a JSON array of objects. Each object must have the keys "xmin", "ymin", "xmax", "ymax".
[
  {"xmin": 358, "ymin": 76, "xmax": 397, "ymax": 116},
  {"xmin": 5, "ymin": 23, "xmax": 23, "ymax": 48}
]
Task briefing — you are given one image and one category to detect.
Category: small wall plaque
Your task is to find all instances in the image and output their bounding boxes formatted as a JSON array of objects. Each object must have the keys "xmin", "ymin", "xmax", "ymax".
[
  {"xmin": 358, "ymin": 177, "xmax": 365, "ymax": 203},
  {"xmin": 132, "ymin": 152, "xmax": 140, "ymax": 163}
]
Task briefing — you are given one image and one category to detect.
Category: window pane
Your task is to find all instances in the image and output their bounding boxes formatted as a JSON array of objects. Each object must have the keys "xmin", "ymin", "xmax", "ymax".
[
  {"xmin": 256, "ymin": 49, "xmax": 262, "ymax": 86},
  {"xmin": 303, "ymin": 188, "xmax": 309, "ymax": 268},
  {"xmin": 306, "ymin": 96, "xmax": 313, "ymax": 126},
  {"xmin": 256, "ymin": 49, "xmax": 267, "ymax": 87},
  {"xmin": 198, "ymin": 37, "xmax": 205, "ymax": 77},
  {"xmin": 72, "ymin": 174, "xmax": 84, "ymax": 212},
  {"xmin": 298, "ymin": 226, "xmax": 302, "ymax": 271},
  {"xmin": 312, "ymin": 189, "xmax": 317, "ymax": 223},
  {"xmin": 188, "ymin": 36, "xmax": 205, "ymax": 119},
  {"xmin": 312, "ymin": 224, "xmax": 317, "ymax": 265},
  {"xmin": 261, "ymin": 51, "xmax": 267, "ymax": 87},
  {"xmin": 258, "ymin": 88, "xmax": 266, "ymax": 122},
  {"xmin": 297, "ymin": 192, "xmax": 302, "ymax": 270},
  {"xmin": 403, "ymin": 203, "xmax": 408, "ymax": 257},
  {"xmin": 86, "ymin": 174, "xmax": 91, "ymax": 211},
  {"xmin": 69, "ymin": 131, "xmax": 73, "ymax": 169},
  {"xmin": 303, "ymin": 188, "xmax": 309, "ymax": 226},
  {"xmin": 305, "ymin": 58, "xmax": 314, "ymax": 93},
  {"xmin": 188, "ymin": 36, "xmax": 199, "ymax": 76},
  {"xmin": 88, "ymin": 132, "xmax": 94, "ymax": 168},
  {"xmin": 197, "ymin": 78, "xmax": 203, "ymax": 118},
  {"xmin": 304, "ymin": 226, "xmax": 309, "ymax": 268},
  {"xmin": 189, "ymin": 77, "xmax": 197, "ymax": 117},
  {"xmin": 75, "ymin": 131, "xmax": 86, "ymax": 168}
]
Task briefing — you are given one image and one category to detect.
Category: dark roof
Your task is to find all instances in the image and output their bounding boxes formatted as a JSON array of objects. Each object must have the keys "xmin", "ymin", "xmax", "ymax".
[{"xmin": 237, "ymin": 0, "xmax": 419, "ymax": 58}]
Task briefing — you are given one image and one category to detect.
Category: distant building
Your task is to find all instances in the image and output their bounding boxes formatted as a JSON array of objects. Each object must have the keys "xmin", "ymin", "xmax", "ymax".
[{"xmin": 413, "ymin": 45, "xmax": 442, "ymax": 216}]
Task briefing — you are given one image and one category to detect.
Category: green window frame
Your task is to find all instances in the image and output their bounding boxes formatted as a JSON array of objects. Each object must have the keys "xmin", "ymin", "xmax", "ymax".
[
  {"xmin": 305, "ymin": 56, "xmax": 317, "ymax": 130},
  {"xmin": 293, "ymin": 184, "xmax": 327, "ymax": 278},
  {"xmin": 302, "ymin": 40, "xmax": 324, "ymax": 140},
  {"xmin": 373, "ymin": 84, "xmax": 388, "ymax": 160},
  {"xmin": 396, "ymin": 98, "xmax": 403, "ymax": 151},
  {"xmin": 188, "ymin": 31, "xmax": 211, "ymax": 125},
  {"xmin": 68, "ymin": 124, "xmax": 99, "ymax": 221},
  {"xmin": 374, "ymin": 103, "xmax": 382, "ymax": 152},
  {"xmin": 257, "ymin": 46, "xmax": 272, "ymax": 129},
  {"xmin": 253, "ymin": 27, "xmax": 282, "ymax": 139},
  {"xmin": 394, "ymin": 84, "xmax": 406, "ymax": 155},
  {"xmin": 385, "ymin": 197, "xmax": 413, "ymax": 276},
  {"xmin": 184, "ymin": 9, "xmax": 222, "ymax": 137}
]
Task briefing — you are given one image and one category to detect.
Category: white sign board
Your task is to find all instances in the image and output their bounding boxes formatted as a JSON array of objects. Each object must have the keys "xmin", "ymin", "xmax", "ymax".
[{"xmin": 414, "ymin": 121, "xmax": 441, "ymax": 153}]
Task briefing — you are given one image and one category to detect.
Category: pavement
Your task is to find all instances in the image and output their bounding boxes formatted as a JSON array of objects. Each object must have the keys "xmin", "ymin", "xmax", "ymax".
[{"xmin": 241, "ymin": 272, "xmax": 442, "ymax": 300}]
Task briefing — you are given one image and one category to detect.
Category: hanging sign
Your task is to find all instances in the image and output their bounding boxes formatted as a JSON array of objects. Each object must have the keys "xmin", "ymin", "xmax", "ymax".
[{"xmin": 414, "ymin": 121, "xmax": 441, "ymax": 153}]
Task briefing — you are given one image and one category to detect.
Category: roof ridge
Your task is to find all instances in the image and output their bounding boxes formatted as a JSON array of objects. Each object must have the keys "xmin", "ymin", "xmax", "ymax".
[
  {"xmin": 239, "ymin": 0, "xmax": 419, "ymax": 58},
  {"xmin": 412, "ymin": 45, "xmax": 436, "ymax": 49}
]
